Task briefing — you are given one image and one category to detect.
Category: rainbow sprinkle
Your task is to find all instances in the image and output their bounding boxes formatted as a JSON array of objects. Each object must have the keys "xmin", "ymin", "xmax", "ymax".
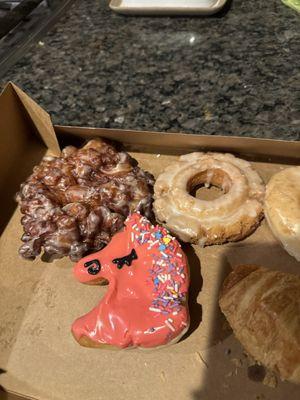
[{"xmin": 126, "ymin": 213, "xmax": 187, "ymax": 331}]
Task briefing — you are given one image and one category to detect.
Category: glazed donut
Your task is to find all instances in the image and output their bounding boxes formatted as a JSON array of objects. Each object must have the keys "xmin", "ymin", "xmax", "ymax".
[
  {"xmin": 265, "ymin": 166, "xmax": 300, "ymax": 261},
  {"xmin": 16, "ymin": 139, "xmax": 154, "ymax": 261},
  {"xmin": 154, "ymin": 152, "xmax": 265, "ymax": 245},
  {"xmin": 72, "ymin": 213, "xmax": 189, "ymax": 349}
]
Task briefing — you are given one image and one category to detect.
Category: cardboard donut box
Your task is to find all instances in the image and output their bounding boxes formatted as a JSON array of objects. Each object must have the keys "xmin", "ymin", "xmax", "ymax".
[{"xmin": 0, "ymin": 82, "xmax": 299, "ymax": 400}]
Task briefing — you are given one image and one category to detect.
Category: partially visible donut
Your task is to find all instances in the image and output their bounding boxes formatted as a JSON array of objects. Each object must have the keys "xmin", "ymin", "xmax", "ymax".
[
  {"xmin": 16, "ymin": 139, "xmax": 154, "ymax": 261},
  {"xmin": 153, "ymin": 152, "xmax": 265, "ymax": 245},
  {"xmin": 265, "ymin": 166, "xmax": 300, "ymax": 261}
]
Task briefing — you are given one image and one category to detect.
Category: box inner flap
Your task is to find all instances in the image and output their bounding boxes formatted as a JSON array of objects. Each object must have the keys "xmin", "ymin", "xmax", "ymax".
[{"xmin": 0, "ymin": 84, "xmax": 48, "ymax": 234}]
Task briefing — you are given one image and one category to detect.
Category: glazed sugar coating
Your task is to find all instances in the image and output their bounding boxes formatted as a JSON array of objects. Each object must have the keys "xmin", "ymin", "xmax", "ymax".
[
  {"xmin": 16, "ymin": 139, "xmax": 154, "ymax": 261},
  {"xmin": 154, "ymin": 152, "xmax": 265, "ymax": 245},
  {"xmin": 265, "ymin": 166, "xmax": 300, "ymax": 261}
]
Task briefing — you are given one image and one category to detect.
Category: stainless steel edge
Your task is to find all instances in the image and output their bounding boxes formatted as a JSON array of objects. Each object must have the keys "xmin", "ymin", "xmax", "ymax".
[{"xmin": 109, "ymin": 0, "xmax": 227, "ymax": 16}]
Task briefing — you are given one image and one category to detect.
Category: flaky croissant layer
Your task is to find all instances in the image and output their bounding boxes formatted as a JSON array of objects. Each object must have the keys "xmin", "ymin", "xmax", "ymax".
[{"xmin": 219, "ymin": 265, "xmax": 300, "ymax": 384}]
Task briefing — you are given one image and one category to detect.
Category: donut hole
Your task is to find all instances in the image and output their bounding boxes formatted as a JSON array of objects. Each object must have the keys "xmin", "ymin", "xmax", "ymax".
[
  {"xmin": 187, "ymin": 169, "xmax": 231, "ymax": 201},
  {"xmin": 191, "ymin": 185, "xmax": 224, "ymax": 200}
]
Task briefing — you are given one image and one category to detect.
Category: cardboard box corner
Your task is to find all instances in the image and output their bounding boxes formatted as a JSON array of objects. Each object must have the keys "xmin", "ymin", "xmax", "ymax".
[{"xmin": 0, "ymin": 81, "xmax": 60, "ymax": 155}]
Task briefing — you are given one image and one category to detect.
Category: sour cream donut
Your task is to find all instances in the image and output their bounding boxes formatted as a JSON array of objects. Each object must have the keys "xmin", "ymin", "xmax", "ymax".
[
  {"xmin": 154, "ymin": 152, "xmax": 265, "ymax": 245},
  {"xmin": 265, "ymin": 166, "xmax": 300, "ymax": 261}
]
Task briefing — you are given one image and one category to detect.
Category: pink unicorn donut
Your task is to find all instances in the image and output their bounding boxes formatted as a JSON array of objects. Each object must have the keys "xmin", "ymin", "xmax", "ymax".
[{"xmin": 72, "ymin": 213, "xmax": 190, "ymax": 349}]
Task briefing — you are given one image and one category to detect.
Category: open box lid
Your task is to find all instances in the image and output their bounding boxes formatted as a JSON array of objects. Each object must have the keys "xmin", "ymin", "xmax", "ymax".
[
  {"xmin": 0, "ymin": 83, "xmax": 300, "ymax": 400},
  {"xmin": 0, "ymin": 83, "xmax": 60, "ymax": 236},
  {"xmin": 0, "ymin": 82, "xmax": 60, "ymax": 154}
]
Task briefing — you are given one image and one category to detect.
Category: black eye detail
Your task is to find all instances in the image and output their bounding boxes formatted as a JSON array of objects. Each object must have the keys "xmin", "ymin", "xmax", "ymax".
[
  {"xmin": 112, "ymin": 249, "xmax": 138, "ymax": 270},
  {"xmin": 84, "ymin": 259, "xmax": 101, "ymax": 275}
]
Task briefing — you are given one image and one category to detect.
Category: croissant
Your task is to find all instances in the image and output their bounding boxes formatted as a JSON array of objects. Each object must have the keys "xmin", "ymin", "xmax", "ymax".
[{"xmin": 219, "ymin": 265, "xmax": 300, "ymax": 384}]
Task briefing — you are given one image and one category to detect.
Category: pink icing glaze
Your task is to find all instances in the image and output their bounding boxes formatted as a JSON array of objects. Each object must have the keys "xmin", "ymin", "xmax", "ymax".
[{"xmin": 72, "ymin": 213, "xmax": 190, "ymax": 349}]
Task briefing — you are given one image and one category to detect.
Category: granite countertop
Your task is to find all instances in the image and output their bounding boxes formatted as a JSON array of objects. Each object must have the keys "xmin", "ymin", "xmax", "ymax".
[{"xmin": 0, "ymin": 0, "xmax": 299, "ymax": 140}]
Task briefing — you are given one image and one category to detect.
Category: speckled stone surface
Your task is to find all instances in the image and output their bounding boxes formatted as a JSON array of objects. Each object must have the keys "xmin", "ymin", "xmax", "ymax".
[{"xmin": 0, "ymin": 0, "xmax": 299, "ymax": 140}]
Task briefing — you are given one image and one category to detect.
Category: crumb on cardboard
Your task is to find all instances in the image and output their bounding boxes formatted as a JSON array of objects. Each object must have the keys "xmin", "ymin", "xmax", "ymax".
[
  {"xmin": 244, "ymin": 352, "xmax": 257, "ymax": 366},
  {"xmin": 231, "ymin": 358, "xmax": 243, "ymax": 368},
  {"xmin": 242, "ymin": 351, "xmax": 249, "ymax": 358},
  {"xmin": 160, "ymin": 371, "xmax": 166, "ymax": 382},
  {"xmin": 263, "ymin": 370, "xmax": 278, "ymax": 388}
]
